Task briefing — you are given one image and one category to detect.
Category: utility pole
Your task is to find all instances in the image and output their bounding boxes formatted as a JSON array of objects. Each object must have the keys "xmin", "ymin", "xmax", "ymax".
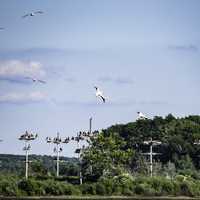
[
  {"xmin": 0, "ymin": 139, "xmax": 2, "ymax": 168},
  {"xmin": 46, "ymin": 132, "xmax": 70, "ymax": 177},
  {"xmin": 72, "ymin": 131, "xmax": 84, "ymax": 185},
  {"xmin": 19, "ymin": 131, "xmax": 38, "ymax": 179},
  {"xmin": 89, "ymin": 117, "xmax": 92, "ymax": 134},
  {"xmin": 71, "ymin": 118, "xmax": 99, "ymax": 184},
  {"xmin": 76, "ymin": 132, "xmax": 83, "ymax": 185},
  {"xmin": 24, "ymin": 143, "xmax": 30, "ymax": 179},
  {"xmin": 143, "ymin": 137, "xmax": 162, "ymax": 177}
]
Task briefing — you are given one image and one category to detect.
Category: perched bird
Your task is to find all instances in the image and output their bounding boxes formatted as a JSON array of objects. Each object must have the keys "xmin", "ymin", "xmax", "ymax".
[
  {"xmin": 137, "ymin": 111, "xmax": 147, "ymax": 120},
  {"xmin": 22, "ymin": 11, "xmax": 44, "ymax": 18},
  {"xmin": 25, "ymin": 76, "xmax": 46, "ymax": 84},
  {"xmin": 94, "ymin": 86, "xmax": 106, "ymax": 103}
]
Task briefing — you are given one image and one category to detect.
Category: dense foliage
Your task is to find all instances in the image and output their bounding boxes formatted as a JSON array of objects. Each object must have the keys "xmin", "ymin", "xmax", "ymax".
[
  {"xmin": 82, "ymin": 114, "xmax": 200, "ymax": 181},
  {"xmin": 1, "ymin": 174, "xmax": 200, "ymax": 196}
]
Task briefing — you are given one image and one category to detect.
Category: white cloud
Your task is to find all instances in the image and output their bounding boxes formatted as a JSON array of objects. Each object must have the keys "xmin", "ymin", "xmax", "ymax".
[
  {"xmin": 0, "ymin": 91, "xmax": 47, "ymax": 104},
  {"xmin": 0, "ymin": 60, "xmax": 46, "ymax": 82},
  {"xmin": 98, "ymin": 76, "xmax": 134, "ymax": 85}
]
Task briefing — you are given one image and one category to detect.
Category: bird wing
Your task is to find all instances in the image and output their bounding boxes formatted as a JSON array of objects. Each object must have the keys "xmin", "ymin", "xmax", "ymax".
[
  {"xmin": 22, "ymin": 14, "xmax": 30, "ymax": 18},
  {"xmin": 0, "ymin": 27, "xmax": 4, "ymax": 30},
  {"xmin": 24, "ymin": 76, "xmax": 33, "ymax": 80},
  {"xmin": 35, "ymin": 11, "xmax": 44, "ymax": 14},
  {"xmin": 38, "ymin": 79, "xmax": 46, "ymax": 84},
  {"xmin": 100, "ymin": 95, "xmax": 106, "ymax": 103}
]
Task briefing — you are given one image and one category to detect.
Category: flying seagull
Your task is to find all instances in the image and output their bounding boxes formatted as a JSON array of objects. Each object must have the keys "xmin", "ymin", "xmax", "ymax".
[
  {"xmin": 137, "ymin": 111, "xmax": 147, "ymax": 120},
  {"xmin": 94, "ymin": 86, "xmax": 106, "ymax": 103},
  {"xmin": 25, "ymin": 76, "xmax": 46, "ymax": 84},
  {"xmin": 22, "ymin": 11, "xmax": 44, "ymax": 18}
]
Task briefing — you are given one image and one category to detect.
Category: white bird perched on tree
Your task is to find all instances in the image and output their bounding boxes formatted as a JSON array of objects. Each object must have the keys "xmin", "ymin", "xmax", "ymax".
[
  {"xmin": 24, "ymin": 76, "xmax": 46, "ymax": 84},
  {"xmin": 22, "ymin": 11, "xmax": 44, "ymax": 18},
  {"xmin": 137, "ymin": 111, "xmax": 147, "ymax": 120},
  {"xmin": 94, "ymin": 86, "xmax": 106, "ymax": 103}
]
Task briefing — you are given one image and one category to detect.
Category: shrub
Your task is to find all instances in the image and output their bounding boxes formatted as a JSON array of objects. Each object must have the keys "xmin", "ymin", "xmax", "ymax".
[
  {"xmin": 95, "ymin": 182, "xmax": 106, "ymax": 195},
  {"xmin": 18, "ymin": 179, "xmax": 39, "ymax": 195},
  {"xmin": 113, "ymin": 174, "xmax": 134, "ymax": 196},
  {"xmin": 62, "ymin": 183, "xmax": 81, "ymax": 195},
  {"xmin": 0, "ymin": 179, "xmax": 19, "ymax": 196},
  {"xmin": 161, "ymin": 179, "xmax": 174, "ymax": 195},
  {"xmin": 98, "ymin": 177, "xmax": 113, "ymax": 195},
  {"xmin": 179, "ymin": 180, "xmax": 198, "ymax": 197},
  {"xmin": 147, "ymin": 177, "xmax": 162, "ymax": 195},
  {"xmin": 43, "ymin": 180, "xmax": 64, "ymax": 195},
  {"xmin": 134, "ymin": 183, "xmax": 155, "ymax": 196},
  {"xmin": 81, "ymin": 183, "xmax": 96, "ymax": 195}
]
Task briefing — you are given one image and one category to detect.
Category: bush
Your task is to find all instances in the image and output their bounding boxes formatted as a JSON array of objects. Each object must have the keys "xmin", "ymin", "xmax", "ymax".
[
  {"xmin": 43, "ymin": 180, "xmax": 64, "ymax": 195},
  {"xmin": 134, "ymin": 183, "xmax": 155, "ymax": 196},
  {"xmin": 147, "ymin": 177, "xmax": 162, "ymax": 195},
  {"xmin": 161, "ymin": 179, "xmax": 174, "ymax": 195},
  {"xmin": 179, "ymin": 180, "xmax": 197, "ymax": 197},
  {"xmin": 18, "ymin": 179, "xmax": 38, "ymax": 195},
  {"xmin": 113, "ymin": 174, "xmax": 134, "ymax": 195},
  {"xmin": 98, "ymin": 177, "xmax": 113, "ymax": 195},
  {"xmin": 81, "ymin": 183, "xmax": 96, "ymax": 195},
  {"xmin": 0, "ymin": 179, "xmax": 19, "ymax": 196},
  {"xmin": 95, "ymin": 182, "xmax": 106, "ymax": 195},
  {"xmin": 62, "ymin": 183, "xmax": 81, "ymax": 195}
]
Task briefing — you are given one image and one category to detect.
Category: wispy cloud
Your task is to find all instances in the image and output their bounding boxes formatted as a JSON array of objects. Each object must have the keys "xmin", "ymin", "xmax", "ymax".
[
  {"xmin": 64, "ymin": 77, "xmax": 76, "ymax": 83},
  {"xmin": 0, "ymin": 60, "xmax": 46, "ymax": 83},
  {"xmin": 98, "ymin": 76, "xmax": 134, "ymax": 85},
  {"xmin": 52, "ymin": 99, "xmax": 167, "ymax": 108},
  {"xmin": 168, "ymin": 44, "xmax": 198, "ymax": 52},
  {"xmin": 0, "ymin": 91, "xmax": 47, "ymax": 104}
]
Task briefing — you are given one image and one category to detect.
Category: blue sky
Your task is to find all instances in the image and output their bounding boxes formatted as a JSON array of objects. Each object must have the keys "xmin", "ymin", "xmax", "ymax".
[{"xmin": 0, "ymin": 0, "xmax": 199, "ymax": 156}]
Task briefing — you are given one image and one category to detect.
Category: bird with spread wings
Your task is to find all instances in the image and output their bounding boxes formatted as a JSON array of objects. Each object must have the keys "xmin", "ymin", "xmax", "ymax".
[
  {"xmin": 22, "ymin": 11, "xmax": 44, "ymax": 18},
  {"xmin": 94, "ymin": 86, "xmax": 106, "ymax": 103}
]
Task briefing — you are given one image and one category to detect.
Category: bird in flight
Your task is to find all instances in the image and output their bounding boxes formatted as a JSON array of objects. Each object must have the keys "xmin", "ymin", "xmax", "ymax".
[
  {"xmin": 137, "ymin": 111, "xmax": 147, "ymax": 120},
  {"xmin": 0, "ymin": 27, "xmax": 5, "ymax": 30},
  {"xmin": 94, "ymin": 86, "xmax": 106, "ymax": 103},
  {"xmin": 22, "ymin": 11, "xmax": 44, "ymax": 18},
  {"xmin": 25, "ymin": 76, "xmax": 46, "ymax": 84}
]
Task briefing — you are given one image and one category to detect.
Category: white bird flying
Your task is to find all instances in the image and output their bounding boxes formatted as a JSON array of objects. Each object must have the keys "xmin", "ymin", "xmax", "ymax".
[
  {"xmin": 94, "ymin": 86, "xmax": 106, "ymax": 103},
  {"xmin": 22, "ymin": 11, "xmax": 44, "ymax": 18},
  {"xmin": 137, "ymin": 111, "xmax": 147, "ymax": 120},
  {"xmin": 25, "ymin": 76, "xmax": 46, "ymax": 84}
]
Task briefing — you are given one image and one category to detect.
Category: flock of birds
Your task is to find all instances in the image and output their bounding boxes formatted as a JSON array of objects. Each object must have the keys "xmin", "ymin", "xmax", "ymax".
[{"xmin": 18, "ymin": 130, "xmax": 99, "ymax": 156}]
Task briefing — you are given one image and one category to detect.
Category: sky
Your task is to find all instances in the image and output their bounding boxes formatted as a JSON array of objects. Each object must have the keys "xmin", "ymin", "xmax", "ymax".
[{"xmin": 0, "ymin": 0, "xmax": 199, "ymax": 157}]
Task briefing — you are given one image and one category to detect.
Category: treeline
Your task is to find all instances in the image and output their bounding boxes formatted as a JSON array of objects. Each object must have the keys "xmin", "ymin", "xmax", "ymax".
[{"xmin": 0, "ymin": 154, "xmax": 79, "ymax": 177}]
